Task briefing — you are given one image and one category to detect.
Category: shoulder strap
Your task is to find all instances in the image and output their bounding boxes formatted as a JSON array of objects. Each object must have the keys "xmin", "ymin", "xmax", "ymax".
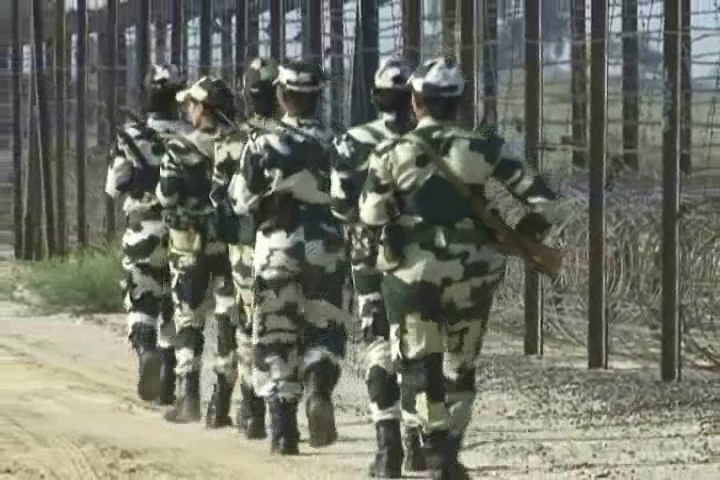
[{"xmin": 403, "ymin": 132, "xmax": 471, "ymax": 198}]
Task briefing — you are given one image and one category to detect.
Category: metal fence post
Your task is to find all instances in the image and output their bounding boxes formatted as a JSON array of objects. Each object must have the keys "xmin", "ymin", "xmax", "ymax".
[
  {"xmin": 329, "ymin": 0, "xmax": 344, "ymax": 130},
  {"xmin": 571, "ymin": 0, "xmax": 588, "ymax": 168},
  {"xmin": 138, "ymin": 0, "xmax": 151, "ymax": 97},
  {"xmin": 458, "ymin": 0, "xmax": 475, "ymax": 125},
  {"xmin": 55, "ymin": 0, "xmax": 67, "ymax": 255},
  {"xmin": 199, "ymin": 0, "xmax": 212, "ymax": 76},
  {"xmin": 402, "ymin": 0, "xmax": 421, "ymax": 66},
  {"xmin": 480, "ymin": 0, "xmax": 498, "ymax": 125},
  {"xmin": 12, "ymin": 0, "xmax": 24, "ymax": 258},
  {"xmin": 171, "ymin": 0, "xmax": 184, "ymax": 68},
  {"xmin": 622, "ymin": 0, "xmax": 639, "ymax": 172},
  {"xmin": 77, "ymin": 0, "xmax": 88, "ymax": 248},
  {"xmin": 524, "ymin": 0, "xmax": 543, "ymax": 356},
  {"xmin": 351, "ymin": 0, "xmax": 378, "ymax": 125},
  {"xmin": 680, "ymin": 0, "xmax": 691, "ymax": 175},
  {"xmin": 106, "ymin": 0, "xmax": 118, "ymax": 239},
  {"xmin": 270, "ymin": 0, "xmax": 284, "ymax": 62}
]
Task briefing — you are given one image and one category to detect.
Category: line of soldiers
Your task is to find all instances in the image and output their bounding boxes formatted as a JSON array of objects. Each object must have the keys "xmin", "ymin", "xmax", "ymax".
[{"xmin": 106, "ymin": 55, "xmax": 559, "ymax": 480}]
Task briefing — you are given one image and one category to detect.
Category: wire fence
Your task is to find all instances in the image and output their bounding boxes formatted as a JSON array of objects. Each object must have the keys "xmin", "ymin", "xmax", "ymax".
[{"xmin": 6, "ymin": 0, "xmax": 720, "ymax": 373}]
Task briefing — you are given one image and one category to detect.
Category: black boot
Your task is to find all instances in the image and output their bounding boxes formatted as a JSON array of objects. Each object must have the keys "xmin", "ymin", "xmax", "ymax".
[
  {"xmin": 426, "ymin": 431, "xmax": 470, "ymax": 480},
  {"xmin": 155, "ymin": 347, "xmax": 176, "ymax": 406},
  {"xmin": 237, "ymin": 383, "xmax": 266, "ymax": 439},
  {"xmin": 369, "ymin": 419, "xmax": 404, "ymax": 478},
  {"xmin": 269, "ymin": 397, "xmax": 300, "ymax": 456},
  {"xmin": 164, "ymin": 370, "xmax": 201, "ymax": 423},
  {"xmin": 206, "ymin": 374, "xmax": 234, "ymax": 429},
  {"xmin": 129, "ymin": 323, "xmax": 162, "ymax": 402},
  {"xmin": 305, "ymin": 367, "xmax": 339, "ymax": 448},
  {"xmin": 403, "ymin": 427, "xmax": 427, "ymax": 472}
]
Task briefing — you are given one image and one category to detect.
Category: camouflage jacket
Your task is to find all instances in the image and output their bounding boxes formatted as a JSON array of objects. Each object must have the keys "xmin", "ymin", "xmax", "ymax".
[
  {"xmin": 104, "ymin": 114, "xmax": 189, "ymax": 217},
  {"xmin": 156, "ymin": 126, "xmax": 224, "ymax": 231},
  {"xmin": 358, "ymin": 117, "xmax": 558, "ymax": 248},
  {"xmin": 214, "ymin": 116, "xmax": 281, "ymax": 244},
  {"xmin": 330, "ymin": 113, "xmax": 413, "ymax": 224},
  {"xmin": 229, "ymin": 114, "xmax": 339, "ymax": 235}
]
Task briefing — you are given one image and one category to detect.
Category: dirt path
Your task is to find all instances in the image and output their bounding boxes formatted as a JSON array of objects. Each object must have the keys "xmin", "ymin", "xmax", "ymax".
[{"xmin": 1, "ymin": 300, "xmax": 718, "ymax": 479}]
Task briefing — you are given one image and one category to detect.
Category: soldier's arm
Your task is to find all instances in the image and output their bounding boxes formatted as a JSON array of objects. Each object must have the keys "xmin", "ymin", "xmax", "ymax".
[
  {"xmin": 359, "ymin": 142, "xmax": 415, "ymax": 227},
  {"xmin": 104, "ymin": 132, "xmax": 133, "ymax": 199},
  {"xmin": 155, "ymin": 138, "xmax": 187, "ymax": 209},
  {"xmin": 330, "ymin": 132, "xmax": 361, "ymax": 223},
  {"xmin": 211, "ymin": 136, "xmax": 243, "ymax": 210},
  {"xmin": 228, "ymin": 138, "xmax": 270, "ymax": 216}
]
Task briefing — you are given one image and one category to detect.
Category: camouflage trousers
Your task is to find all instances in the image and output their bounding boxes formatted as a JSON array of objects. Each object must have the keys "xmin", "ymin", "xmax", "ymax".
[
  {"xmin": 228, "ymin": 242, "xmax": 256, "ymax": 392},
  {"xmin": 168, "ymin": 228, "xmax": 237, "ymax": 378},
  {"xmin": 252, "ymin": 225, "xmax": 348, "ymax": 401},
  {"xmin": 381, "ymin": 242, "xmax": 506, "ymax": 437},
  {"xmin": 121, "ymin": 216, "xmax": 175, "ymax": 347}
]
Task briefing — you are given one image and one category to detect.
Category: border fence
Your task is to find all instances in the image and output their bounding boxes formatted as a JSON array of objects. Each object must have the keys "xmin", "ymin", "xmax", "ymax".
[{"xmin": 6, "ymin": 0, "xmax": 720, "ymax": 379}]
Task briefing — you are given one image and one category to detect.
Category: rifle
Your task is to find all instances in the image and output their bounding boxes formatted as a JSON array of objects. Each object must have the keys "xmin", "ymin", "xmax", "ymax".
[{"xmin": 405, "ymin": 132, "xmax": 566, "ymax": 278}]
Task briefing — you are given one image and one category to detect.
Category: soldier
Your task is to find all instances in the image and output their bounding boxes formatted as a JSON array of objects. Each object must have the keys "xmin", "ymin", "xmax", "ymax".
[
  {"xmin": 229, "ymin": 60, "xmax": 348, "ymax": 455},
  {"xmin": 330, "ymin": 56, "xmax": 425, "ymax": 477},
  {"xmin": 156, "ymin": 76, "xmax": 238, "ymax": 424},
  {"xmin": 213, "ymin": 57, "xmax": 281, "ymax": 439},
  {"xmin": 358, "ymin": 57, "xmax": 559, "ymax": 479},
  {"xmin": 105, "ymin": 64, "xmax": 190, "ymax": 405}
]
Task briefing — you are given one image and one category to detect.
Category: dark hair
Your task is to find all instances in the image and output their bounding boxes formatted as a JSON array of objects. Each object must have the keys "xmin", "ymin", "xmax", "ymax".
[
  {"xmin": 278, "ymin": 87, "xmax": 320, "ymax": 118},
  {"xmin": 372, "ymin": 88, "xmax": 412, "ymax": 116},
  {"xmin": 249, "ymin": 83, "xmax": 277, "ymax": 118},
  {"xmin": 414, "ymin": 93, "xmax": 461, "ymax": 121},
  {"xmin": 143, "ymin": 85, "xmax": 183, "ymax": 115}
]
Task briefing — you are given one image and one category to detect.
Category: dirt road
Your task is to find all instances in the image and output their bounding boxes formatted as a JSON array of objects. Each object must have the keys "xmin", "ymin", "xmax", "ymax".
[{"xmin": 1, "ymin": 299, "xmax": 718, "ymax": 479}]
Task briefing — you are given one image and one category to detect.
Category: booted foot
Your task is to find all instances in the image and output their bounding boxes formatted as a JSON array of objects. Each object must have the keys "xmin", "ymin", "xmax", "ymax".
[
  {"xmin": 403, "ymin": 427, "xmax": 427, "ymax": 472},
  {"xmin": 154, "ymin": 347, "xmax": 176, "ymax": 406},
  {"xmin": 206, "ymin": 374, "xmax": 234, "ymax": 429},
  {"xmin": 426, "ymin": 432, "xmax": 469, "ymax": 480},
  {"xmin": 369, "ymin": 420, "xmax": 403, "ymax": 478},
  {"xmin": 432, "ymin": 462, "xmax": 470, "ymax": 480},
  {"xmin": 305, "ymin": 393, "xmax": 338, "ymax": 448},
  {"xmin": 269, "ymin": 397, "xmax": 300, "ymax": 455},
  {"xmin": 164, "ymin": 371, "xmax": 201, "ymax": 423},
  {"xmin": 237, "ymin": 384, "xmax": 266, "ymax": 439},
  {"xmin": 130, "ymin": 324, "xmax": 162, "ymax": 402}
]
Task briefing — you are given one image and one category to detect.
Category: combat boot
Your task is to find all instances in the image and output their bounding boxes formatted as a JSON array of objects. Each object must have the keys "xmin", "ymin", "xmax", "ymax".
[
  {"xmin": 369, "ymin": 419, "xmax": 404, "ymax": 478},
  {"xmin": 425, "ymin": 431, "xmax": 470, "ymax": 480},
  {"xmin": 305, "ymin": 368, "xmax": 338, "ymax": 448},
  {"xmin": 237, "ymin": 383, "xmax": 267, "ymax": 439},
  {"xmin": 269, "ymin": 397, "xmax": 300, "ymax": 455},
  {"xmin": 129, "ymin": 323, "xmax": 162, "ymax": 402},
  {"xmin": 164, "ymin": 370, "xmax": 201, "ymax": 423},
  {"xmin": 403, "ymin": 427, "xmax": 427, "ymax": 472},
  {"xmin": 206, "ymin": 374, "xmax": 234, "ymax": 429},
  {"xmin": 155, "ymin": 347, "xmax": 176, "ymax": 406}
]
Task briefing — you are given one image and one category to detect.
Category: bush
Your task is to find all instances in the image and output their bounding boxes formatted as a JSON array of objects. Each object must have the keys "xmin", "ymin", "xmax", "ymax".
[{"xmin": 18, "ymin": 242, "xmax": 125, "ymax": 314}]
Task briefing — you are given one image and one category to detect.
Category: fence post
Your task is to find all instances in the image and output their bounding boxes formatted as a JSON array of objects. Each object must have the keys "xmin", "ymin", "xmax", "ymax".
[
  {"xmin": 32, "ymin": 0, "xmax": 57, "ymax": 258},
  {"xmin": 661, "ymin": 0, "xmax": 682, "ymax": 382},
  {"xmin": 12, "ymin": 0, "xmax": 24, "ymax": 259},
  {"xmin": 54, "ymin": 0, "xmax": 67, "ymax": 255},
  {"xmin": 622, "ymin": 0, "xmax": 639, "ymax": 172},
  {"xmin": 480, "ymin": 0, "xmax": 497, "ymax": 126},
  {"xmin": 443, "ymin": 0, "xmax": 456, "ymax": 54},
  {"xmin": 457, "ymin": 0, "xmax": 475, "ymax": 125},
  {"xmin": 76, "ymin": 0, "xmax": 88, "ymax": 247},
  {"xmin": 171, "ymin": 0, "xmax": 184, "ymax": 67},
  {"xmin": 588, "ymin": 0, "xmax": 608, "ymax": 369},
  {"xmin": 26, "ymin": 74, "xmax": 43, "ymax": 260},
  {"xmin": 524, "ymin": 0, "xmax": 543, "ymax": 356},
  {"xmin": 572, "ymin": 0, "xmax": 588, "ymax": 168},
  {"xmin": 402, "ymin": 0, "xmax": 421, "ymax": 66},
  {"xmin": 302, "ymin": 0, "xmax": 322, "ymax": 62},
  {"xmin": 235, "ymin": 0, "xmax": 246, "ymax": 111},
  {"xmin": 199, "ymin": 0, "xmax": 212, "ymax": 76},
  {"xmin": 329, "ymin": 0, "xmax": 344, "ymax": 130},
  {"xmin": 350, "ymin": 0, "xmax": 378, "ymax": 125},
  {"xmin": 106, "ymin": 0, "xmax": 118, "ymax": 240},
  {"xmin": 138, "ymin": 0, "xmax": 151, "ymax": 98},
  {"xmin": 270, "ymin": 0, "xmax": 284, "ymax": 62},
  {"xmin": 221, "ymin": 8, "xmax": 234, "ymax": 83},
  {"xmin": 247, "ymin": 0, "xmax": 259, "ymax": 59},
  {"xmin": 680, "ymin": 0, "xmax": 691, "ymax": 175}
]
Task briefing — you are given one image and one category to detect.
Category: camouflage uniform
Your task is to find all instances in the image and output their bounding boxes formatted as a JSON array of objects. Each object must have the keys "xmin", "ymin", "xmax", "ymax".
[
  {"xmin": 156, "ymin": 76, "xmax": 238, "ymax": 424},
  {"xmin": 213, "ymin": 57, "xmax": 282, "ymax": 438},
  {"xmin": 104, "ymin": 64, "xmax": 189, "ymax": 405},
  {"xmin": 229, "ymin": 60, "xmax": 348, "ymax": 455},
  {"xmin": 331, "ymin": 56, "xmax": 425, "ymax": 477},
  {"xmin": 358, "ymin": 57, "xmax": 559, "ymax": 479}
]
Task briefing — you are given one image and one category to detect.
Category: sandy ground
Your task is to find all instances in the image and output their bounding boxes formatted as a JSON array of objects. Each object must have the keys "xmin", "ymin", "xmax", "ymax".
[{"xmin": 0, "ymin": 299, "xmax": 718, "ymax": 480}]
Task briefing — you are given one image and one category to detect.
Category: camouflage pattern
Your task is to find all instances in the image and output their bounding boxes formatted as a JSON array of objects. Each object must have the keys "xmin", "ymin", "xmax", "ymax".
[
  {"xmin": 157, "ymin": 76, "xmax": 238, "ymax": 380},
  {"xmin": 331, "ymin": 113, "xmax": 413, "ymax": 425},
  {"xmin": 358, "ymin": 116, "xmax": 558, "ymax": 438},
  {"xmin": 105, "ymin": 114, "xmax": 189, "ymax": 346},
  {"xmin": 229, "ymin": 113, "xmax": 348, "ymax": 401}
]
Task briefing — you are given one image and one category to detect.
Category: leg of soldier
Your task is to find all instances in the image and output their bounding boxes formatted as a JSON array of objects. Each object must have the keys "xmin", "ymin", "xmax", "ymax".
[
  {"xmin": 303, "ymin": 234, "xmax": 348, "ymax": 448},
  {"xmin": 228, "ymin": 242, "xmax": 266, "ymax": 439},
  {"xmin": 157, "ymin": 255, "xmax": 177, "ymax": 406},
  {"xmin": 164, "ymin": 230, "xmax": 212, "ymax": 424},
  {"xmin": 253, "ymin": 228, "xmax": 305, "ymax": 455},
  {"xmin": 121, "ymin": 217, "xmax": 166, "ymax": 403},
  {"xmin": 205, "ymin": 241, "xmax": 238, "ymax": 429}
]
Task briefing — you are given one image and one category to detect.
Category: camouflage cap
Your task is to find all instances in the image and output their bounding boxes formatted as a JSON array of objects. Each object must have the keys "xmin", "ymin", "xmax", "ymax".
[
  {"xmin": 176, "ymin": 76, "xmax": 235, "ymax": 112},
  {"xmin": 276, "ymin": 60, "xmax": 326, "ymax": 93},
  {"xmin": 374, "ymin": 55, "xmax": 414, "ymax": 90},
  {"xmin": 244, "ymin": 57, "xmax": 279, "ymax": 94},
  {"xmin": 143, "ymin": 64, "xmax": 184, "ymax": 91},
  {"xmin": 408, "ymin": 56, "xmax": 465, "ymax": 98}
]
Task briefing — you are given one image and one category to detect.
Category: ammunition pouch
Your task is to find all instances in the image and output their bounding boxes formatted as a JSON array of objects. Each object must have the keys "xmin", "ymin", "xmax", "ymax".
[
  {"xmin": 168, "ymin": 227, "xmax": 204, "ymax": 256},
  {"xmin": 402, "ymin": 175, "xmax": 471, "ymax": 226},
  {"xmin": 375, "ymin": 223, "xmax": 405, "ymax": 273}
]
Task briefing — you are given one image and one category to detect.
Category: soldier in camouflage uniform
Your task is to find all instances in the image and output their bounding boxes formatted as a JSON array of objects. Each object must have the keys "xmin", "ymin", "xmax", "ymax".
[
  {"xmin": 156, "ymin": 76, "xmax": 238, "ymax": 424},
  {"xmin": 213, "ymin": 57, "xmax": 281, "ymax": 439},
  {"xmin": 358, "ymin": 57, "xmax": 559, "ymax": 479},
  {"xmin": 330, "ymin": 56, "xmax": 426, "ymax": 477},
  {"xmin": 105, "ymin": 64, "xmax": 190, "ymax": 405},
  {"xmin": 229, "ymin": 60, "xmax": 348, "ymax": 455}
]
